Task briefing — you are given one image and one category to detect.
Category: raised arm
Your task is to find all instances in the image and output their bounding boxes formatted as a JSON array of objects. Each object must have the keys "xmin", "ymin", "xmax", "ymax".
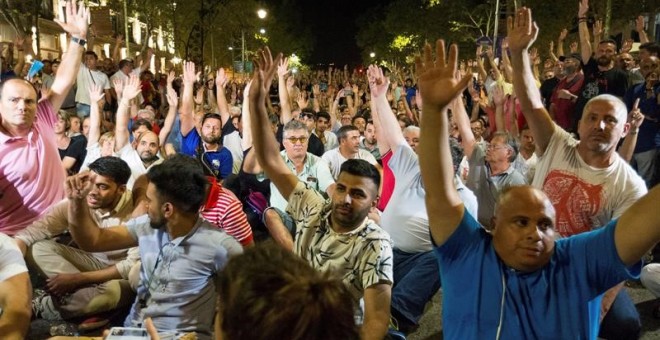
[
  {"xmin": 591, "ymin": 19, "xmax": 603, "ymax": 54},
  {"xmin": 417, "ymin": 40, "xmax": 472, "ymax": 246},
  {"xmin": 617, "ymin": 100, "xmax": 644, "ymax": 162},
  {"xmin": 87, "ymin": 83, "xmax": 104, "ymax": 148},
  {"xmin": 578, "ymin": 0, "xmax": 592, "ymax": 64},
  {"xmin": 180, "ymin": 61, "xmax": 198, "ymax": 136},
  {"xmin": 615, "ymin": 185, "xmax": 660, "ymax": 266},
  {"xmin": 452, "ymin": 86, "xmax": 477, "ymax": 159},
  {"xmin": 114, "ymin": 74, "xmax": 141, "ymax": 152},
  {"xmin": 249, "ymin": 48, "xmax": 298, "ymax": 200},
  {"xmin": 66, "ymin": 172, "xmax": 138, "ymax": 252},
  {"xmin": 112, "ymin": 35, "xmax": 123, "ymax": 62},
  {"xmin": 159, "ymin": 82, "xmax": 178, "ymax": 148},
  {"xmin": 507, "ymin": 7, "xmax": 556, "ymax": 154},
  {"xmin": 636, "ymin": 16, "xmax": 650, "ymax": 44},
  {"xmin": 369, "ymin": 65, "xmax": 406, "ymax": 153},
  {"xmin": 557, "ymin": 28, "xmax": 567, "ymax": 57},
  {"xmin": 500, "ymin": 39, "xmax": 514, "ymax": 82},
  {"xmin": 47, "ymin": 1, "xmax": 89, "ymax": 112},
  {"xmin": 277, "ymin": 58, "xmax": 293, "ymax": 124},
  {"xmin": 475, "ymin": 45, "xmax": 488, "ymax": 82},
  {"xmin": 215, "ymin": 68, "xmax": 231, "ymax": 126}
]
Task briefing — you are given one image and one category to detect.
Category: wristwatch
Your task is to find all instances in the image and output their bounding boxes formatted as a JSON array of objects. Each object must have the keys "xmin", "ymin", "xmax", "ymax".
[{"xmin": 71, "ymin": 36, "xmax": 87, "ymax": 47}]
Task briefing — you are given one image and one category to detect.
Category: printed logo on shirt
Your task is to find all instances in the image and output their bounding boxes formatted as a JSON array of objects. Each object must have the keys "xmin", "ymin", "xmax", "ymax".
[{"xmin": 543, "ymin": 170, "xmax": 603, "ymax": 237}]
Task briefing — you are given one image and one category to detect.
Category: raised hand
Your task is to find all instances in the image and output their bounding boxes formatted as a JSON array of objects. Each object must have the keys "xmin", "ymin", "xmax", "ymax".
[
  {"xmin": 277, "ymin": 57, "xmax": 290, "ymax": 78},
  {"xmin": 569, "ymin": 41, "xmax": 579, "ymax": 53},
  {"xmin": 636, "ymin": 16, "xmax": 646, "ymax": 33},
  {"xmin": 250, "ymin": 47, "xmax": 282, "ymax": 104},
  {"xmin": 65, "ymin": 171, "xmax": 96, "ymax": 200},
  {"xmin": 166, "ymin": 70, "xmax": 175, "ymax": 89},
  {"xmin": 578, "ymin": 0, "xmax": 588, "ymax": 18},
  {"xmin": 506, "ymin": 7, "xmax": 538, "ymax": 53},
  {"xmin": 115, "ymin": 34, "xmax": 124, "ymax": 45},
  {"xmin": 122, "ymin": 74, "xmax": 141, "ymax": 101},
  {"xmin": 182, "ymin": 61, "xmax": 199, "ymax": 85},
  {"xmin": 54, "ymin": 0, "xmax": 90, "ymax": 39},
  {"xmin": 621, "ymin": 39, "xmax": 634, "ymax": 54},
  {"xmin": 367, "ymin": 64, "xmax": 389, "ymax": 99},
  {"xmin": 629, "ymin": 98, "xmax": 645, "ymax": 130},
  {"xmin": 415, "ymin": 40, "xmax": 472, "ymax": 112},
  {"xmin": 592, "ymin": 20, "xmax": 603, "ymax": 37},
  {"xmin": 492, "ymin": 83, "xmax": 506, "ymax": 106},
  {"xmin": 112, "ymin": 78, "xmax": 124, "ymax": 98},
  {"xmin": 296, "ymin": 92, "xmax": 309, "ymax": 109},
  {"xmin": 215, "ymin": 67, "xmax": 228, "ymax": 88},
  {"xmin": 559, "ymin": 28, "xmax": 568, "ymax": 41},
  {"xmin": 312, "ymin": 84, "xmax": 320, "ymax": 96},
  {"xmin": 88, "ymin": 83, "xmax": 104, "ymax": 103},
  {"xmin": 166, "ymin": 86, "xmax": 178, "ymax": 107}
]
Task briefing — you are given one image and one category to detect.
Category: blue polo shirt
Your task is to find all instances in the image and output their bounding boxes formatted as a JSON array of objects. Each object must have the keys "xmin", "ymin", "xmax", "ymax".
[{"xmin": 435, "ymin": 211, "xmax": 641, "ymax": 340}]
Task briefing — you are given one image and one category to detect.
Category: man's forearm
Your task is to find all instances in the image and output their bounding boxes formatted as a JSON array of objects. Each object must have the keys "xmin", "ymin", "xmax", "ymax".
[
  {"xmin": 0, "ymin": 273, "xmax": 31, "ymax": 340},
  {"xmin": 78, "ymin": 265, "xmax": 122, "ymax": 285},
  {"xmin": 68, "ymin": 198, "xmax": 102, "ymax": 252}
]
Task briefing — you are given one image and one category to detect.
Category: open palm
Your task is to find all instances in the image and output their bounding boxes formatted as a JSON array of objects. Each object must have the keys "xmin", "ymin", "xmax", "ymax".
[{"xmin": 415, "ymin": 40, "xmax": 471, "ymax": 111}]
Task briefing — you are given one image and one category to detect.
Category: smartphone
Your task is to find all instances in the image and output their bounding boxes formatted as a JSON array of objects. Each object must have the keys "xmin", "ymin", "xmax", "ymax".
[{"xmin": 105, "ymin": 327, "xmax": 149, "ymax": 340}]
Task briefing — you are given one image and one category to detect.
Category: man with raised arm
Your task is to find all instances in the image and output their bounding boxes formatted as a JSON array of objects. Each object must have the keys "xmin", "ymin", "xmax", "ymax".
[
  {"xmin": 0, "ymin": 1, "xmax": 89, "ymax": 235},
  {"xmin": 66, "ymin": 155, "xmax": 242, "ymax": 339},
  {"xmin": 368, "ymin": 64, "xmax": 476, "ymax": 334},
  {"xmin": 249, "ymin": 47, "xmax": 392, "ymax": 340},
  {"xmin": 418, "ymin": 28, "xmax": 658, "ymax": 339},
  {"xmin": 508, "ymin": 7, "xmax": 646, "ymax": 339}
]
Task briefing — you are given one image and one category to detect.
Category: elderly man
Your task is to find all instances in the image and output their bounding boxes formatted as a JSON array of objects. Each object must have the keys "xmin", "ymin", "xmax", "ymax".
[
  {"xmin": 262, "ymin": 120, "xmax": 335, "ymax": 250},
  {"xmin": 509, "ymin": 7, "xmax": 647, "ymax": 339},
  {"xmin": 416, "ymin": 29, "xmax": 658, "ymax": 339},
  {"xmin": 0, "ymin": 1, "xmax": 88, "ymax": 236},
  {"xmin": 249, "ymin": 48, "xmax": 393, "ymax": 340},
  {"xmin": 65, "ymin": 155, "xmax": 242, "ymax": 339}
]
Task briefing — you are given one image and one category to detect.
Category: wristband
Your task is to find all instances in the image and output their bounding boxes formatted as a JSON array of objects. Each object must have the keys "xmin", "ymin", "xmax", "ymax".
[
  {"xmin": 629, "ymin": 130, "xmax": 639, "ymax": 135},
  {"xmin": 71, "ymin": 36, "xmax": 87, "ymax": 47}
]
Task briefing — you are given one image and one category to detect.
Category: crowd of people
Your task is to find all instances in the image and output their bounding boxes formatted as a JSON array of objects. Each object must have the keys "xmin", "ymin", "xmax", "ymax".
[{"xmin": 1, "ymin": 0, "xmax": 660, "ymax": 339}]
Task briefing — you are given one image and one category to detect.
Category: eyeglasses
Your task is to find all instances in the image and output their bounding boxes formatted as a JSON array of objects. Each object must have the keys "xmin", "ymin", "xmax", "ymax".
[
  {"xmin": 285, "ymin": 137, "xmax": 308, "ymax": 144},
  {"xmin": 487, "ymin": 144, "xmax": 510, "ymax": 151}
]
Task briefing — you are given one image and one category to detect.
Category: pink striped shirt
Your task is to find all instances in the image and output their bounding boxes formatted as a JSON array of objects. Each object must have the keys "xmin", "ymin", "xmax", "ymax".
[
  {"xmin": 0, "ymin": 100, "xmax": 66, "ymax": 235},
  {"xmin": 201, "ymin": 177, "xmax": 253, "ymax": 246}
]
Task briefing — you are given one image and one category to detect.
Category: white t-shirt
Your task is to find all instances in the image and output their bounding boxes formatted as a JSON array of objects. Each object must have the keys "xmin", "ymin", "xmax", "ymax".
[
  {"xmin": 382, "ymin": 143, "xmax": 478, "ymax": 253},
  {"xmin": 0, "ymin": 233, "xmax": 28, "ymax": 282},
  {"xmin": 76, "ymin": 63, "xmax": 111, "ymax": 105},
  {"xmin": 321, "ymin": 147, "xmax": 378, "ymax": 179},
  {"xmin": 514, "ymin": 151, "xmax": 538, "ymax": 183},
  {"xmin": 117, "ymin": 143, "xmax": 163, "ymax": 189},
  {"xmin": 222, "ymin": 131, "xmax": 243, "ymax": 175},
  {"xmin": 532, "ymin": 126, "xmax": 647, "ymax": 237}
]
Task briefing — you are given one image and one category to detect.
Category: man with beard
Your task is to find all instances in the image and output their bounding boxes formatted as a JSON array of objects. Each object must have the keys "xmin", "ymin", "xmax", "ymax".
[
  {"xmin": 618, "ymin": 53, "xmax": 645, "ymax": 88},
  {"xmin": 15, "ymin": 157, "xmax": 138, "ymax": 326},
  {"xmin": 65, "ymin": 155, "xmax": 242, "ymax": 338},
  {"xmin": 322, "ymin": 125, "xmax": 378, "ymax": 180},
  {"xmin": 114, "ymin": 75, "xmax": 163, "ymax": 189},
  {"xmin": 574, "ymin": 0, "xmax": 628, "ymax": 132},
  {"xmin": 359, "ymin": 121, "xmax": 381, "ymax": 161},
  {"xmin": 550, "ymin": 53, "xmax": 585, "ymax": 131},
  {"xmin": 623, "ymin": 56, "xmax": 660, "ymax": 188},
  {"xmin": 249, "ymin": 48, "xmax": 393, "ymax": 340},
  {"xmin": 179, "ymin": 62, "xmax": 233, "ymax": 180},
  {"xmin": 509, "ymin": 7, "xmax": 647, "ymax": 339}
]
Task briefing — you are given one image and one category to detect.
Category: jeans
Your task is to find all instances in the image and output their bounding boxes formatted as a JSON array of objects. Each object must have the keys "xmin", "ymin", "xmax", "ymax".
[
  {"xmin": 390, "ymin": 249, "xmax": 441, "ymax": 333},
  {"xmin": 598, "ymin": 288, "xmax": 641, "ymax": 340}
]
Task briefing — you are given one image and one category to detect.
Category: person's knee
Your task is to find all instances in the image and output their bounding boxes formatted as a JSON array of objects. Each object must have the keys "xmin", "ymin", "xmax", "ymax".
[
  {"xmin": 264, "ymin": 209, "xmax": 284, "ymax": 230},
  {"xmin": 27, "ymin": 240, "xmax": 59, "ymax": 272}
]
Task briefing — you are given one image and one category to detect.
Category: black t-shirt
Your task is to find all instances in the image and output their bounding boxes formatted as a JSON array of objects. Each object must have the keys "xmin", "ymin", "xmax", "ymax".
[
  {"xmin": 574, "ymin": 58, "xmax": 629, "ymax": 126},
  {"xmin": 307, "ymin": 133, "xmax": 324, "ymax": 157},
  {"xmin": 59, "ymin": 136, "xmax": 87, "ymax": 175},
  {"xmin": 540, "ymin": 77, "xmax": 560, "ymax": 109}
]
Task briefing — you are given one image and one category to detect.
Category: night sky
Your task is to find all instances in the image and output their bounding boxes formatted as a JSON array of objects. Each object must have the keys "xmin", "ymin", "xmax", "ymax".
[{"xmin": 295, "ymin": 0, "xmax": 386, "ymax": 66}]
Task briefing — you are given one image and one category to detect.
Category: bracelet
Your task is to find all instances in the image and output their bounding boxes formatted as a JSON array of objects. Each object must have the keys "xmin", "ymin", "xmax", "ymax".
[{"xmin": 629, "ymin": 130, "xmax": 639, "ymax": 135}]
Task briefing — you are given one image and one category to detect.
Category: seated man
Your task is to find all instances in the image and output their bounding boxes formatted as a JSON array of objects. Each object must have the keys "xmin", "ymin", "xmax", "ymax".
[
  {"xmin": 368, "ymin": 64, "xmax": 478, "ymax": 334},
  {"xmin": 322, "ymin": 125, "xmax": 378, "ymax": 179},
  {"xmin": 249, "ymin": 48, "xmax": 393, "ymax": 340},
  {"xmin": 417, "ymin": 24, "xmax": 656, "ymax": 339},
  {"xmin": 263, "ymin": 120, "xmax": 335, "ymax": 250},
  {"xmin": 65, "ymin": 155, "xmax": 243, "ymax": 339},
  {"xmin": 15, "ymin": 157, "xmax": 138, "ymax": 324},
  {"xmin": 0, "ymin": 233, "xmax": 31, "ymax": 339}
]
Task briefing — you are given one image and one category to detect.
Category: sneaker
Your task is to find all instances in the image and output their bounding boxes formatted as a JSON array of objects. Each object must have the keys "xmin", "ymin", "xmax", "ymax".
[{"xmin": 78, "ymin": 316, "xmax": 110, "ymax": 332}]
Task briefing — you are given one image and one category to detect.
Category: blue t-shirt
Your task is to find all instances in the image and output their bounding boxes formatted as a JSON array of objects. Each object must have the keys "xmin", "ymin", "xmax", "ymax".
[
  {"xmin": 181, "ymin": 129, "xmax": 233, "ymax": 179},
  {"xmin": 624, "ymin": 83, "xmax": 660, "ymax": 153},
  {"xmin": 435, "ymin": 211, "xmax": 641, "ymax": 340}
]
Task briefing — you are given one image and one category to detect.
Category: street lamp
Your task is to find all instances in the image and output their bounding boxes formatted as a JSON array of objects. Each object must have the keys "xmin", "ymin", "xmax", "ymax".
[
  {"xmin": 259, "ymin": 28, "xmax": 266, "ymax": 34},
  {"xmin": 257, "ymin": 9, "xmax": 267, "ymax": 19},
  {"xmin": 370, "ymin": 52, "xmax": 376, "ymax": 58}
]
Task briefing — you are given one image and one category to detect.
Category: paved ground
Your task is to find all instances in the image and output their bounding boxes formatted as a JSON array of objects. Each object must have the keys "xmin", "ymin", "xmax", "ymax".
[{"xmin": 28, "ymin": 281, "xmax": 660, "ymax": 339}]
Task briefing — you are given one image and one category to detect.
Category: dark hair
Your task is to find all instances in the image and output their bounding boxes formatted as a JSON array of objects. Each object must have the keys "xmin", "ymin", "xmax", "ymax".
[
  {"xmin": 315, "ymin": 111, "xmax": 331, "ymax": 122},
  {"xmin": 88, "ymin": 156, "xmax": 131, "ymax": 186},
  {"xmin": 397, "ymin": 114, "xmax": 413, "ymax": 128},
  {"xmin": 351, "ymin": 115, "xmax": 366, "ymax": 125},
  {"xmin": 336, "ymin": 125, "xmax": 359, "ymax": 143},
  {"xmin": 146, "ymin": 154, "xmax": 208, "ymax": 214},
  {"xmin": 219, "ymin": 242, "xmax": 359, "ymax": 340},
  {"xmin": 449, "ymin": 138, "xmax": 464, "ymax": 175},
  {"xmin": 301, "ymin": 108, "xmax": 316, "ymax": 120},
  {"xmin": 598, "ymin": 39, "xmax": 617, "ymax": 47},
  {"xmin": 520, "ymin": 124, "xmax": 531, "ymax": 133},
  {"xmin": 491, "ymin": 131, "xmax": 519, "ymax": 163},
  {"xmin": 640, "ymin": 42, "xmax": 660, "ymax": 56},
  {"xmin": 202, "ymin": 112, "xmax": 223, "ymax": 126},
  {"xmin": 84, "ymin": 51, "xmax": 98, "ymax": 60},
  {"xmin": 132, "ymin": 119, "xmax": 153, "ymax": 132},
  {"xmin": 118, "ymin": 59, "xmax": 133, "ymax": 69},
  {"xmin": 268, "ymin": 114, "xmax": 280, "ymax": 126},
  {"xmin": 339, "ymin": 159, "xmax": 381, "ymax": 192}
]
